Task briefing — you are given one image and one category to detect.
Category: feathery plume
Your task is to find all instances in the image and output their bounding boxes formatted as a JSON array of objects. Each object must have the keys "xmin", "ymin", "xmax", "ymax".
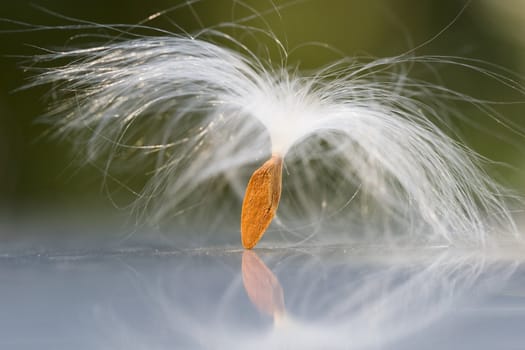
[{"xmin": 27, "ymin": 15, "xmax": 521, "ymax": 248}]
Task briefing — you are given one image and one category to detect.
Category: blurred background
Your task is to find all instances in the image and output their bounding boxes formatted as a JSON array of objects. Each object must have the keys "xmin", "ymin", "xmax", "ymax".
[{"xmin": 1, "ymin": 0, "xmax": 524, "ymax": 228}]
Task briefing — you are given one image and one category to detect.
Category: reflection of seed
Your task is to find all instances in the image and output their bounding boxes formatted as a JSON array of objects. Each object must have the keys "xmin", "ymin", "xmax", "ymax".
[
  {"xmin": 241, "ymin": 154, "xmax": 283, "ymax": 249},
  {"xmin": 241, "ymin": 250, "xmax": 285, "ymax": 317}
]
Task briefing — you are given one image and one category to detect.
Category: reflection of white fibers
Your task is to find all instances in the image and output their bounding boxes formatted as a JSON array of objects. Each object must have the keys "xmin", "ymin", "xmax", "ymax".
[
  {"xmin": 89, "ymin": 248, "xmax": 519, "ymax": 350},
  {"xmin": 25, "ymin": 2, "xmax": 525, "ymax": 246},
  {"xmin": 265, "ymin": 249, "xmax": 518, "ymax": 349}
]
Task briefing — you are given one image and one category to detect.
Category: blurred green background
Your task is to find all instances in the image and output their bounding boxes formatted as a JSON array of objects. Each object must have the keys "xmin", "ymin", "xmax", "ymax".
[{"xmin": 1, "ymin": 0, "xmax": 524, "ymax": 224}]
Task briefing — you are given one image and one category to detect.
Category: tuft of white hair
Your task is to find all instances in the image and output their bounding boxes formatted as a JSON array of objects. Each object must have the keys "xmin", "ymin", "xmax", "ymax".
[{"xmin": 29, "ymin": 26, "xmax": 521, "ymax": 246}]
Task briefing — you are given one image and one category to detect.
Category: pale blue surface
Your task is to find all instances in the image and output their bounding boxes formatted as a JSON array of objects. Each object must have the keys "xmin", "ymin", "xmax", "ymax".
[{"xmin": 0, "ymin": 223, "xmax": 524, "ymax": 349}]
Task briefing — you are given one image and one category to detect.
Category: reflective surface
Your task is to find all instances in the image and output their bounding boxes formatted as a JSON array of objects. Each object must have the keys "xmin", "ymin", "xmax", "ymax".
[{"xmin": 0, "ymin": 229, "xmax": 524, "ymax": 349}]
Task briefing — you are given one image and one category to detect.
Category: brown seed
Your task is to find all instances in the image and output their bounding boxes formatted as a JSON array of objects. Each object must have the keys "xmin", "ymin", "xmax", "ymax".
[
  {"xmin": 241, "ymin": 154, "xmax": 283, "ymax": 249},
  {"xmin": 241, "ymin": 250, "xmax": 285, "ymax": 317}
]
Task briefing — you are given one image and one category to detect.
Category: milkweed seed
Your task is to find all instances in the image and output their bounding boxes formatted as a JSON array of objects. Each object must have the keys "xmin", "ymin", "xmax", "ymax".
[{"xmin": 241, "ymin": 154, "xmax": 283, "ymax": 249}]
